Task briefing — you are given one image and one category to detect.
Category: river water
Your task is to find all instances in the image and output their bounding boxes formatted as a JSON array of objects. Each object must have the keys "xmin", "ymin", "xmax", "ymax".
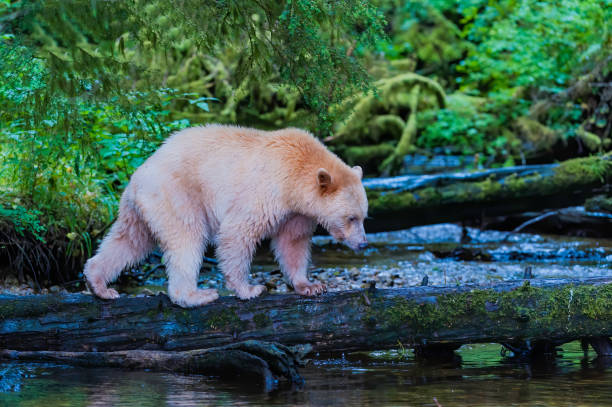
[
  {"xmin": 1, "ymin": 341, "xmax": 611, "ymax": 406},
  {"xmin": 1, "ymin": 224, "xmax": 611, "ymax": 406}
]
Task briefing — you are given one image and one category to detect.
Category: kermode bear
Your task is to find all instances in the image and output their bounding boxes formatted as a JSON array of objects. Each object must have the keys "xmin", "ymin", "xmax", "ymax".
[{"xmin": 84, "ymin": 125, "xmax": 368, "ymax": 307}]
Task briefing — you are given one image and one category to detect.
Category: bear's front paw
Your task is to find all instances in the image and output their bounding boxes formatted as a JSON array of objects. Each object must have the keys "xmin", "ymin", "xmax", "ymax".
[
  {"xmin": 85, "ymin": 275, "xmax": 120, "ymax": 300},
  {"xmin": 168, "ymin": 288, "xmax": 219, "ymax": 308},
  {"xmin": 235, "ymin": 284, "xmax": 267, "ymax": 300},
  {"xmin": 294, "ymin": 281, "xmax": 326, "ymax": 296},
  {"xmin": 94, "ymin": 287, "xmax": 120, "ymax": 300}
]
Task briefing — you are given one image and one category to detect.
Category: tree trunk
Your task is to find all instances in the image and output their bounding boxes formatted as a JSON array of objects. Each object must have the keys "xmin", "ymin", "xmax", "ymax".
[
  {"xmin": 364, "ymin": 155, "xmax": 612, "ymax": 232},
  {"xmin": 1, "ymin": 277, "xmax": 611, "ymax": 355}
]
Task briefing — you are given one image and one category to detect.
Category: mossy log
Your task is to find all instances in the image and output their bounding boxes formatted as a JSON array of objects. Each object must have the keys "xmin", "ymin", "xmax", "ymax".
[
  {"xmin": 364, "ymin": 156, "xmax": 612, "ymax": 232},
  {"xmin": 1, "ymin": 278, "xmax": 611, "ymax": 357}
]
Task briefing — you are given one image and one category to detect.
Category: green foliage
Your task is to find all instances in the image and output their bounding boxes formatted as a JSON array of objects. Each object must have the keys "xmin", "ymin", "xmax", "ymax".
[
  {"xmin": 375, "ymin": 0, "xmax": 471, "ymax": 79},
  {"xmin": 0, "ymin": 37, "xmax": 192, "ymax": 280},
  {"xmin": 0, "ymin": 38, "xmax": 189, "ymax": 236},
  {"xmin": 418, "ymin": 109, "xmax": 493, "ymax": 154},
  {"xmin": 454, "ymin": 0, "xmax": 611, "ymax": 150},
  {"xmin": 2, "ymin": 0, "xmax": 385, "ymax": 132},
  {"xmin": 0, "ymin": 204, "xmax": 46, "ymax": 242},
  {"xmin": 332, "ymin": 0, "xmax": 611, "ymax": 174},
  {"xmin": 457, "ymin": 0, "xmax": 609, "ymax": 92}
]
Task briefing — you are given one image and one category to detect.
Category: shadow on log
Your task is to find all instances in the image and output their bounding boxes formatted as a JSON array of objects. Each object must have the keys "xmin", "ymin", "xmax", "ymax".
[
  {"xmin": 1, "ymin": 277, "xmax": 611, "ymax": 357},
  {"xmin": 363, "ymin": 155, "xmax": 612, "ymax": 232}
]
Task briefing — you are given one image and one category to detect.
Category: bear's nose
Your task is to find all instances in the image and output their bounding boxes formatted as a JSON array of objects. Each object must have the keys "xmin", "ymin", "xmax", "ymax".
[{"xmin": 358, "ymin": 242, "xmax": 369, "ymax": 250}]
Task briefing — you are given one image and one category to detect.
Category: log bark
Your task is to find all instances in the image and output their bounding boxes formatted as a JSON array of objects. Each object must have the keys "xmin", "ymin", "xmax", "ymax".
[
  {"xmin": 363, "ymin": 155, "xmax": 612, "ymax": 232},
  {"xmin": 1, "ymin": 277, "xmax": 611, "ymax": 355}
]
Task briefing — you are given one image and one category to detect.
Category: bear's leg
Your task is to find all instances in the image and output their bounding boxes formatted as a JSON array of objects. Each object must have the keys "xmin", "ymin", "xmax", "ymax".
[
  {"xmin": 84, "ymin": 203, "xmax": 154, "ymax": 299},
  {"xmin": 216, "ymin": 226, "xmax": 265, "ymax": 300},
  {"xmin": 137, "ymin": 194, "xmax": 218, "ymax": 307},
  {"xmin": 271, "ymin": 215, "xmax": 325, "ymax": 296},
  {"xmin": 164, "ymin": 240, "xmax": 219, "ymax": 308}
]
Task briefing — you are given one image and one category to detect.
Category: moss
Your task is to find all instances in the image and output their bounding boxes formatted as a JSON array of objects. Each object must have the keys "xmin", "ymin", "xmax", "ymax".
[
  {"xmin": 205, "ymin": 307, "xmax": 244, "ymax": 331},
  {"xmin": 548, "ymin": 156, "xmax": 612, "ymax": 190},
  {"xmin": 332, "ymin": 73, "xmax": 446, "ymax": 169},
  {"xmin": 416, "ymin": 187, "xmax": 442, "ymax": 202},
  {"xmin": 475, "ymin": 176, "xmax": 503, "ymax": 200},
  {"xmin": 173, "ymin": 309, "xmax": 196, "ymax": 326},
  {"xmin": 367, "ymin": 190, "xmax": 417, "ymax": 212},
  {"xmin": 392, "ymin": 85, "xmax": 420, "ymax": 157},
  {"xmin": 0, "ymin": 294, "xmax": 73, "ymax": 319},
  {"xmin": 381, "ymin": 73, "xmax": 446, "ymax": 109},
  {"xmin": 369, "ymin": 115, "xmax": 405, "ymax": 142},
  {"xmin": 584, "ymin": 194, "xmax": 612, "ymax": 213},
  {"xmin": 389, "ymin": 58, "xmax": 416, "ymax": 72},
  {"xmin": 576, "ymin": 125, "xmax": 603, "ymax": 151},
  {"xmin": 365, "ymin": 282, "xmax": 612, "ymax": 337},
  {"xmin": 344, "ymin": 143, "xmax": 395, "ymax": 167},
  {"xmin": 515, "ymin": 116, "xmax": 559, "ymax": 151},
  {"xmin": 253, "ymin": 312, "xmax": 271, "ymax": 329},
  {"xmin": 503, "ymin": 173, "xmax": 529, "ymax": 194}
]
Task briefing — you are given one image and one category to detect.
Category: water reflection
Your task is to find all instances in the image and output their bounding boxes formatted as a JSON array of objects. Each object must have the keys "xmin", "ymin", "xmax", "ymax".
[{"xmin": 1, "ymin": 342, "xmax": 611, "ymax": 406}]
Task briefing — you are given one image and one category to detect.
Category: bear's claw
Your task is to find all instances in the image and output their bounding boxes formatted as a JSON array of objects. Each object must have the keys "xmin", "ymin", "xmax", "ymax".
[{"xmin": 295, "ymin": 281, "xmax": 326, "ymax": 296}]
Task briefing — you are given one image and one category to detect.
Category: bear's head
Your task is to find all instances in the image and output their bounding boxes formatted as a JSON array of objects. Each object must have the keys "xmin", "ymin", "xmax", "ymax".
[{"xmin": 314, "ymin": 165, "xmax": 368, "ymax": 251}]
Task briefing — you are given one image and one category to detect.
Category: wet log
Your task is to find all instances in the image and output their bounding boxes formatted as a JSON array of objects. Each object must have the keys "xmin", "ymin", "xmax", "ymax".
[
  {"xmin": 482, "ymin": 206, "xmax": 612, "ymax": 238},
  {"xmin": 1, "ymin": 277, "xmax": 611, "ymax": 357},
  {"xmin": 586, "ymin": 337, "xmax": 612, "ymax": 357},
  {"xmin": 364, "ymin": 155, "xmax": 612, "ymax": 232}
]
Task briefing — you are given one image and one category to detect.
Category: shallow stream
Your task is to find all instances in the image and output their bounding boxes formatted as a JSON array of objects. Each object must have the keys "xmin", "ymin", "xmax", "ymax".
[{"xmin": 1, "ymin": 342, "xmax": 611, "ymax": 406}]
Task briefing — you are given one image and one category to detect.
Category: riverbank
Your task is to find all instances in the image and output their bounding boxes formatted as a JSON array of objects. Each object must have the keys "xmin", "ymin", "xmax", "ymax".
[{"xmin": 2, "ymin": 224, "xmax": 610, "ymax": 299}]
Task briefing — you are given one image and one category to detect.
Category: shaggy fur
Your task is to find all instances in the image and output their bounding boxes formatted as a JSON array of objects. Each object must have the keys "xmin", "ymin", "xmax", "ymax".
[{"xmin": 84, "ymin": 125, "xmax": 368, "ymax": 307}]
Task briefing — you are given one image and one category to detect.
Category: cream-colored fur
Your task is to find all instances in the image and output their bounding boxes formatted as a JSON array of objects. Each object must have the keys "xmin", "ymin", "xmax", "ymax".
[{"xmin": 84, "ymin": 125, "xmax": 368, "ymax": 307}]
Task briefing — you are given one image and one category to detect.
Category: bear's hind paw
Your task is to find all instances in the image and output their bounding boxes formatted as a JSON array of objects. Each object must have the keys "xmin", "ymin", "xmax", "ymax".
[
  {"xmin": 187, "ymin": 288, "xmax": 220, "ymax": 307},
  {"xmin": 235, "ymin": 284, "xmax": 267, "ymax": 300},
  {"xmin": 170, "ymin": 288, "xmax": 219, "ymax": 307},
  {"xmin": 94, "ymin": 287, "xmax": 120, "ymax": 300}
]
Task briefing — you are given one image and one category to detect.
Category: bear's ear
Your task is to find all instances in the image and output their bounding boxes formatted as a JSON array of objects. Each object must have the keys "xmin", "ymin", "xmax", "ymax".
[
  {"xmin": 317, "ymin": 168, "xmax": 332, "ymax": 188},
  {"xmin": 352, "ymin": 165, "xmax": 363, "ymax": 179}
]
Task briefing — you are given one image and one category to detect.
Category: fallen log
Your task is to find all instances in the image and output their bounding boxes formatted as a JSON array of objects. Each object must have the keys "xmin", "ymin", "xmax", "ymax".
[
  {"xmin": 1, "ymin": 277, "xmax": 611, "ymax": 357},
  {"xmin": 363, "ymin": 155, "xmax": 612, "ymax": 232},
  {"xmin": 482, "ymin": 206, "xmax": 612, "ymax": 237}
]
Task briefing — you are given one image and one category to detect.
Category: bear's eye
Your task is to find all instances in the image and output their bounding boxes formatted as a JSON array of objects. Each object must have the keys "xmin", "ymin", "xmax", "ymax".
[{"xmin": 348, "ymin": 216, "xmax": 357, "ymax": 223}]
